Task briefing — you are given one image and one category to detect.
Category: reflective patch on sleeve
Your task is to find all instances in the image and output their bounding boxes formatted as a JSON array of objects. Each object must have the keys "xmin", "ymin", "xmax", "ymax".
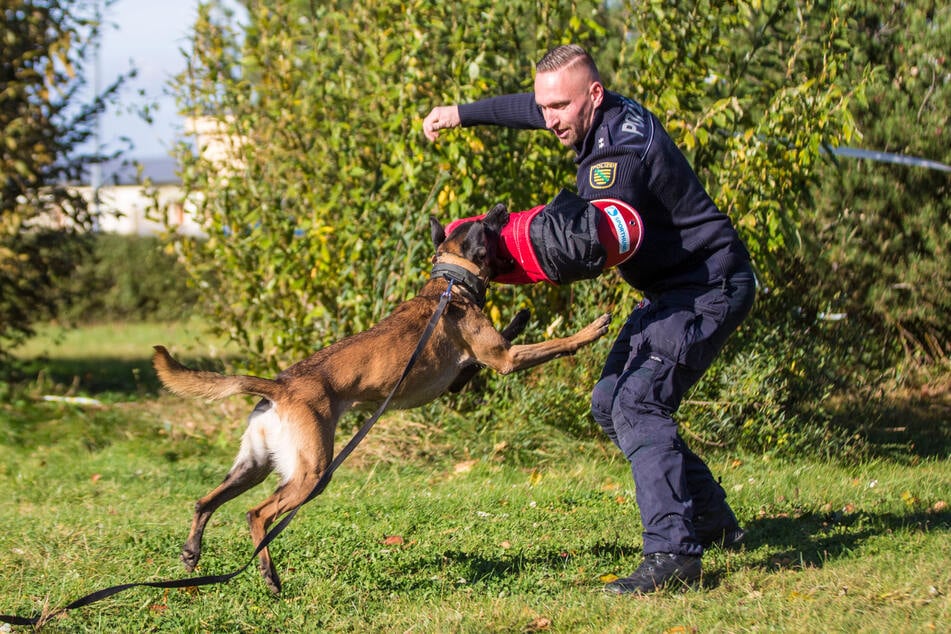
[{"xmin": 604, "ymin": 204, "xmax": 632, "ymax": 254}]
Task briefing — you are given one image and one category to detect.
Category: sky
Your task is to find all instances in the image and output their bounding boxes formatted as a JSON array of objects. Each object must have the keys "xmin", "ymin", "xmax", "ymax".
[{"xmin": 93, "ymin": 0, "xmax": 202, "ymax": 159}]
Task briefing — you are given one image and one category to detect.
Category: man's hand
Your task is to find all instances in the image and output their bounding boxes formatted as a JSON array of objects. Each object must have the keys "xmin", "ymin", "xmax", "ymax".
[{"xmin": 422, "ymin": 105, "xmax": 461, "ymax": 141}]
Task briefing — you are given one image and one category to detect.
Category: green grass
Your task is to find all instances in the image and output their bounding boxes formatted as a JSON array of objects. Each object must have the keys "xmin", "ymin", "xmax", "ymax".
[
  {"xmin": 10, "ymin": 320, "xmax": 235, "ymax": 398},
  {"xmin": 1, "ymin": 323, "xmax": 948, "ymax": 632}
]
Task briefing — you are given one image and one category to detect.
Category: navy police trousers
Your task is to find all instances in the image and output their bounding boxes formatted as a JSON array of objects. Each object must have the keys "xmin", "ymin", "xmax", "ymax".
[{"xmin": 591, "ymin": 265, "xmax": 756, "ymax": 556}]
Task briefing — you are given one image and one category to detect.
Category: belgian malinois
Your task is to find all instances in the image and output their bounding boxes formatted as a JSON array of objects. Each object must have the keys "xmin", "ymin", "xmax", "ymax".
[{"xmin": 152, "ymin": 204, "xmax": 611, "ymax": 593}]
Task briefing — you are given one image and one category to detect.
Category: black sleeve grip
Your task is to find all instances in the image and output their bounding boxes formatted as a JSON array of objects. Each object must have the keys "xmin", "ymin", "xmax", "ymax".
[{"xmin": 529, "ymin": 189, "xmax": 607, "ymax": 284}]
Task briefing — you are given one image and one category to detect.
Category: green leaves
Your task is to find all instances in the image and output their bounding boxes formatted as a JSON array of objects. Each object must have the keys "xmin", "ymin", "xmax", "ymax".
[
  {"xmin": 621, "ymin": 0, "xmax": 863, "ymax": 286},
  {"xmin": 169, "ymin": 0, "xmax": 609, "ymax": 373},
  {"xmin": 807, "ymin": 0, "xmax": 951, "ymax": 363},
  {"xmin": 163, "ymin": 0, "xmax": 938, "ymax": 452}
]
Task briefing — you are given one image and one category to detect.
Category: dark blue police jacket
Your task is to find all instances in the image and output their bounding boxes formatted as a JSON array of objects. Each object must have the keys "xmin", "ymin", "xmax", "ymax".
[{"xmin": 458, "ymin": 90, "xmax": 750, "ymax": 293}]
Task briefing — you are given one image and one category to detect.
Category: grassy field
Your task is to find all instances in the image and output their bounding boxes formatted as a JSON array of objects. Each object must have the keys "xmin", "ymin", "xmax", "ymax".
[{"xmin": 1, "ymin": 322, "xmax": 948, "ymax": 632}]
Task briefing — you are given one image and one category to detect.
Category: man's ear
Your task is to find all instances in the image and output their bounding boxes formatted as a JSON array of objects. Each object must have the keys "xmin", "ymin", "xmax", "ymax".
[
  {"xmin": 590, "ymin": 81, "xmax": 605, "ymax": 108},
  {"xmin": 430, "ymin": 215, "xmax": 446, "ymax": 248}
]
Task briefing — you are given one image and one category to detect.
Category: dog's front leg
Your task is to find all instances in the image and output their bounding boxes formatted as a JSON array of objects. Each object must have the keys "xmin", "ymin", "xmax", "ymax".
[
  {"xmin": 449, "ymin": 309, "xmax": 530, "ymax": 392},
  {"xmin": 470, "ymin": 312, "xmax": 611, "ymax": 374}
]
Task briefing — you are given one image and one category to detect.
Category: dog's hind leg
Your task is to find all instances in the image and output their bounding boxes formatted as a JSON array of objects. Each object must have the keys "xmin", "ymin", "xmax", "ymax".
[
  {"xmin": 245, "ymin": 472, "xmax": 321, "ymax": 594},
  {"xmin": 180, "ymin": 400, "xmax": 274, "ymax": 572},
  {"xmin": 246, "ymin": 403, "xmax": 335, "ymax": 594}
]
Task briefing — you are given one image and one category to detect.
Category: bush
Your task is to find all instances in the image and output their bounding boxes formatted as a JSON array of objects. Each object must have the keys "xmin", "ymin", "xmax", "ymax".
[
  {"xmin": 171, "ymin": 0, "xmax": 859, "ymax": 375},
  {"xmin": 56, "ymin": 234, "xmax": 199, "ymax": 324},
  {"xmin": 808, "ymin": 0, "xmax": 951, "ymax": 365},
  {"xmin": 169, "ymin": 0, "xmax": 937, "ymax": 460},
  {"xmin": 427, "ymin": 272, "xmax": 901, "ymax": 462},
  {"xmin": 678, "ymin": 279, "xmax": 902, "ymax": 459}
]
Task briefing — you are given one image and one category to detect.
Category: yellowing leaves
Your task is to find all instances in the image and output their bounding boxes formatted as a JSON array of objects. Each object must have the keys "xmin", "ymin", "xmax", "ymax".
[
  {"xmin": 600, "ymin": 479, "xmax": 621, "ymax": 492},
  {"xmin": 437, "ymin": 187, "xmax": 457, "ymax": 208},
  {"xmin": 524, "ymin": 616, "xmax": 552, "ymax": 632},
  {"xmin": 489, "ymin": 303, "xmax": 502, "ymax": 327},
  {"xmin": 454, "ymin": 459, "xmax": 478, "ymax": 474},
  {"xmin": 529, "ymin": 469, "xmax": 543, "ymax": 487},
  {"xmin": 901, "ymin": 490, "xmax": 921, "ymax": 507}
]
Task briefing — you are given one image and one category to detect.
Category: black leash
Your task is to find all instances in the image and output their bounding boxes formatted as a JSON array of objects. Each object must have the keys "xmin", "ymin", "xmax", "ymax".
[{"xmin": 1, "ymin": 280, "xmax": 456, "ymax": 628}]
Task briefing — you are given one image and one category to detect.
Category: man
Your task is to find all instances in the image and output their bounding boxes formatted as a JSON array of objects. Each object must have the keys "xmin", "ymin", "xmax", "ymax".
[{"xmin": 423, "ymin": 45, "xmax": 755, "ymax": 594}]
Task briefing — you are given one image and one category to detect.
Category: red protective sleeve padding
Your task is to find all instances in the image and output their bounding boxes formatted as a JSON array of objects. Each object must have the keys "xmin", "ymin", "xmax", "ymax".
[{"xmin": 444, "ymin": 205, "xmax": 550, "ymax": 284}]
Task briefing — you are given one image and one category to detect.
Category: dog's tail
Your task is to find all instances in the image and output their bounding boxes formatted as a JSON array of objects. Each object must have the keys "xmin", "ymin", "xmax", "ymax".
[{"xmin": 152, "ymin": 345, "xmax": 284, "ymax": 403}]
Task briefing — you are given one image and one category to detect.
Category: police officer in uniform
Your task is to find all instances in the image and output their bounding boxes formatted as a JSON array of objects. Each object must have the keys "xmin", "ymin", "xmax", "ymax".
[{"xmin": 423, "ymin": 44, "xmax": 755, "ymax": 594}]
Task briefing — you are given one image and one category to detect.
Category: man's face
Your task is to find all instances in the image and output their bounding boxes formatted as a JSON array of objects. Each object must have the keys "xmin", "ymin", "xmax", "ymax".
[{"xmin": 534, "ymin": 63, "xmax": 604, "ymax": 147}]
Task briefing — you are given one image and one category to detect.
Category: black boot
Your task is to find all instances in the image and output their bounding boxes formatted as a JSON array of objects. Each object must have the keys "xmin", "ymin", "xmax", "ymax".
[
  {"xmin": 604, "ymin": 553, "xmax": 701, "ymax": 594},
  {"xmin": 694, "ymin": 504, "xmax": 745, "ymax": 549}
]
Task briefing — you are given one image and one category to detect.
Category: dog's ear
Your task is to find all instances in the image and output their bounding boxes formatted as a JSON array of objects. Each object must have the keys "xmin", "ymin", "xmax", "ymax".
[
  {"xmin": 462, "ymin": 223, "xmax": 488, "ymax": 262},
  {"xmin": 429, "ymin": 215, "xmax": 446, "ymax": 248},
  {"xmin": 483, "ymin": 203, "xmax": 510, "ymax": 232}
]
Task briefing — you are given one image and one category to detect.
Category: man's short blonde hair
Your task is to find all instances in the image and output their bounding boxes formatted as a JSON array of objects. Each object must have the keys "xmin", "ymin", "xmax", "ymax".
[{"xmin": 536, "ymin": 44, "xmax": 601, "ymax": 80}]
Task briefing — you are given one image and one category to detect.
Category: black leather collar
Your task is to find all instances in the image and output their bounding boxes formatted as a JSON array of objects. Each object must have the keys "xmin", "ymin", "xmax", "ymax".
[{"xmin": 430, "ymin": 262, "xmax": 487, "ymax": 308}]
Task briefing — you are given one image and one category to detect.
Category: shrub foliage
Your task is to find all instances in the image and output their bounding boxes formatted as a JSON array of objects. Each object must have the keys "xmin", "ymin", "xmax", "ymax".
[
  {"xmin": 162, "ymin": 0, "xmax": 944, "ymax": 456},
  {"xmin": 57, "ymin": 234, "xmax": 200, "ymax": 324},
  {"xmin": 809, "ymin": 0, "xmax": 950, "ymax": 364}
]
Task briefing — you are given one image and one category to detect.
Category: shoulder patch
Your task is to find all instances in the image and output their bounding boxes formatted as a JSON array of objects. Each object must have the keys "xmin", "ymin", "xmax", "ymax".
[{"xmin": 589, "ymin": 162, "xmax": 617, "ymax": 189}]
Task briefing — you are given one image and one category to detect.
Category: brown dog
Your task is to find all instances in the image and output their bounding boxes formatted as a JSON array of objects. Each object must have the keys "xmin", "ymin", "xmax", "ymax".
[{"xmin": 152, "ymin": 204, "xmax": 611, "ymax": 593}]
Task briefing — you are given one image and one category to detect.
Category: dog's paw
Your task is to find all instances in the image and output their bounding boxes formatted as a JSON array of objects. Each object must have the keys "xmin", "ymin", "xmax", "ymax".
[
  {"xmin": 581, "ymin": 312, "xmax": 612, "ymax": 340},
  {"xmin": 180, "ymin": 549, "xmax": 200, "ymax": 572},
  {"xmin": 260, "ymin": 561, "xmax": 283, "ymax": 595}
]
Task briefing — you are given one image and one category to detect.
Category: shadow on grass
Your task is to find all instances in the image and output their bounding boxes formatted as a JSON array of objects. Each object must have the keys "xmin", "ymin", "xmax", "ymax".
[
  {"xmin": 365, "ymin": 540, "xmax": 644, "ymax": 595},
  {"xmin": 857, "ymin": 395, "xmax": 951, "ymax": 461},
  {"xmin": 823, "ymin": 383, "xmax": 951, "ymax": 462},
  {"xmin": 739, "ymin": 508, "xmax": 951, "ymax": 573},
  {"xmin": 8, "ymin": 354, "xmax": 232, "ymax": 397},
  {"xmin": 362, "ymin": 510, "xmax": 948, "ymax": 595}
]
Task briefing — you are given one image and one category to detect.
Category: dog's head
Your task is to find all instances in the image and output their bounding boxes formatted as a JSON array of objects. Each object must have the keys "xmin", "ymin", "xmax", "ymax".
[{"xmin": 429, "ymin": 203, "xmax": 513, "ymax": 279}]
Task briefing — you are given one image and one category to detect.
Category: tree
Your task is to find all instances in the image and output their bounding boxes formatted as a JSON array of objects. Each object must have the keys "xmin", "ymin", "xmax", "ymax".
[
  {"xmin": 810, "ymin": 0, "xmax": 950, "ymax": 364},
  {"xmin": 0, "ymin": 0, "xmax": 128, "ymax": 358}
]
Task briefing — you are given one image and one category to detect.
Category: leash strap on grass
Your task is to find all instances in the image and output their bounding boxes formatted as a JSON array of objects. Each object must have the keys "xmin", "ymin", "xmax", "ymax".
[{"xmin": 1, "ymin": 281, "xmax": 455, "ymax": 628}]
